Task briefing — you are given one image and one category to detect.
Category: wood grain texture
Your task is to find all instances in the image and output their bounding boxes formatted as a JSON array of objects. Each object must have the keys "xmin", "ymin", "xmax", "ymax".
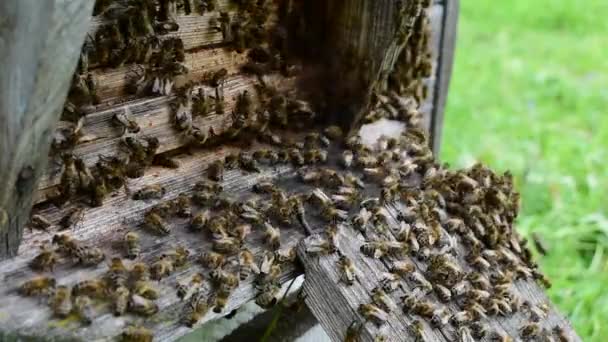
[
  {"xmin": 0, "ymin": 147, "xmax": 304, "ymax": 341},
  {"xmin": 0, "ymin": 0, "xmax": 94, "ymax": 259}
]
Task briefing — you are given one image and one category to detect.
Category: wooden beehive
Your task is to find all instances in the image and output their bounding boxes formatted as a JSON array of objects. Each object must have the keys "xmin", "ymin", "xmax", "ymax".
[{"xmin": 0, "ymin": 1, "xmax": 580, "ymax": 341}]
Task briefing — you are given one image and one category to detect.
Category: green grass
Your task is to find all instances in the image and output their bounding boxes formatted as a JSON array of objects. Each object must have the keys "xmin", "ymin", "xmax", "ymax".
[{"xmin": 441, "ymin": 1, "xmax": 608, "ymax": 340}]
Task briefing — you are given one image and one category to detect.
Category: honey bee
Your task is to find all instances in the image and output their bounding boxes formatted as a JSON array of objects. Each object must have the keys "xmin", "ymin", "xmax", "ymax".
[
  {"xmin": 129, "ymin": 294, "xmax": 159, "ymax": 317},
  {"xmin": 344, "ymin": 321, "xmax": 363, "ymax": 342},
  {"xmin": 30, "ymin": 245, "xmax": 59, "ymax": 272},
  {"xmin": 458, "ymin": 326, "xmax": 475, "ymax": 342},
  {"xmin": 188, "ymin": 210, "xmax": 210, "ymax": 232},
  {"xmin": 433, "ymin": 284, "xmax": 451, "ymax": 302},
  {"xmin": 380, "ymin": 272, "xmax": 400, "ymax": 293},
  {"xmin": 133, "ymin": 280, "xmax": 159, "ymax": 300},
  {"xmin": 553, "ymin": 325, "xmax": 570, "ymax": 342},
  {"xmin": 124, "ymin": 232, "xmax": 140, "ymax": 259},
  {"xmin": 182, "ymin": 289, "xmax": 210, "ymax": 327},
  {"xmin": 450, "ymin": 311, "xmax": 472, "ymax": 326},
  {"xmin": 172, "ymin": 193, "xmax": 191, "ymax": 217},
  {"xmin": 358, "ymin": 303, "xmax": 388, "ymax": 326},
  {"xmin": 469, "ymin": 322, "xmax": 488, "ymax": 339},
  {"xmin": 49, "ymin": 285, "xmax": 72, "ymax": 318},
  {"xmin": 488, "ymin": 330, "xmax": 513, "ymax": 342},
  {"xmin": 77, "ymin": 245, "xmax": 106, "ymax": 267},
  {"xmin": 74, "ymin": 295, "xmax": 95, "ymax": 325},
  {"xmin": 430, "ymin": 307, "xmax": 449, "ymax": 327},
  {"xmin": 107, "ymin": 257, "xmax": 129, "ymax": 289},
  {"xmin": 163, "ymin": 246, "xmax": 190, "ymax": 267},
  {"xmin": 371, "ymin": 287, "xmax": 395, "ymax": 313},
  {"xmin": 58, "ymin": 207, "xmax": 85, "ymax": 230},
  {"xmin": 409, "ymin": 319, "xmax": 427, "ymax": 341},
  {"xmin": 72, "ymin": 279, "xmax": 107, "ymax": 299},
  {"xmin": 352, "ymin": 207, "xmax": 371, "ymax": 232},
  {"xmin": 239, "ymin": 249, "xmax": 260, "ymax": 280},
  {"xmin": 212, "ymin": 236, "xmax": 241, "ymax": 255},
  {"xmin": 255, "ymin": 283, "xmax": 280, "ymax": 309},
  {"xmin": 151, "ymin": 255, "xmax": 175, "ymax": 280},
  {"xmin": 131, "ymin": 262, "xmax": 150, "ymax": 282},
  {"xmin": 304, "ymin": 234, "xmax": 335, "ymax": 255},
  {"xmin": 121, "ymin": 325, "xmax": 153, "ymax": 342},
  {"xmin": 20, "ymin": 276, "xmax": 56, "ymax": 296},
  {"xmin": 113, "ymin": 107, "xmax": 140, "ymax": 135},
  {"xmin": 390, "ymin": 260, "xmax": 415, "ymax": 277},
  {"xmin": 274, "ymin": 247, "xmax": 296, "ymax": 264},
  {"xmin": 30, "ymin": 214, "xmax": 52, "ymax": 231},
  {"xmin": 133, "ymin": 184, "xmax": 166, "ymax": 200},
  {"xmin": 144, "ymin": 211, "xmax": 170, "ymax": 235},
  {"xmin": 200, "ymin": 251, "xmax": 225, "ymax": 270},
  {"xmin": 210, "ymin": 269, "xmax": 239, "ymax": 289},
  {"xmin": 207, "ymin": 160, "xmax": 225, "ymax": 181},
  {"xmin": 340, "ymin": 150, "xmax": 354, "ymax": 168},
  {"xmin": 212, "ymin": 287, "xmax": 232, "ymax": 313},
  {"xmin": 263, "ymin": 222, "xmax": 281, "ymax": 250},
  {"xmin": 338, "ymin": 254, "xmax": 357, "ymax": 286}
]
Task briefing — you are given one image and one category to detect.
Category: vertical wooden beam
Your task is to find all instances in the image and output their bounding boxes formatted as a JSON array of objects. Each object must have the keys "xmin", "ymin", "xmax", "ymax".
[
  {"xmin": 430, "ymin": 0, "xmax": 459, "ymax": 154},
  {"xmin": 0, "ymin": 0, "xmax": 94, "ymax": 259}
]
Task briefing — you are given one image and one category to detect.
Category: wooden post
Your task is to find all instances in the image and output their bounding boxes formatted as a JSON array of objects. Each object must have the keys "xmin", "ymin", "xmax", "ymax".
[{"xmin": 0, "ymin": 0, "xmax": 94, "ymax": 259}]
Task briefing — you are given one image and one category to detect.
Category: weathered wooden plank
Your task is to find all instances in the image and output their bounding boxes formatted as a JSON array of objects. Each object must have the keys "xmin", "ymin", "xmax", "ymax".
[
  {"xmin": 0, "ymin": 0, "xmax": 94, "ymax": 259},
  {"xmin": 0, "ymin": 143, "xmax": 305, "ymax": 341}
]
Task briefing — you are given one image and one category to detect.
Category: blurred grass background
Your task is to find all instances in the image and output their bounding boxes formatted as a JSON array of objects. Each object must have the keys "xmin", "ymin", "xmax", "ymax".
[{"xmin": 441, "ymin": 1, "xmax": 608, "ymax": 340}]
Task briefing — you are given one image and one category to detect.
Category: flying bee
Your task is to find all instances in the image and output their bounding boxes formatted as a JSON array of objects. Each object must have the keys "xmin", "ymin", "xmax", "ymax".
[
  {"xmin": 521, "ymin": 323, "xmax": 541, "ymax": 340},
  {"xmin": 74, "ymin": 295, "xmax": 95, "ymax": 325},
  {"xmin": 359, "ymin": 303, "xmax": 388, "ymax": 326},
  {"xmin": 212, "ymin": 236, "xmax": 241, "ymax": 255},
  {"xmin": 207, "ymin": 160, "xmax": 224, "ymax": 181},
  {"xmin": 274, "ymin": 247, "xmax": 296, "ymax": 264},
  {"xmin": 151, "ymin": 255, "xmax": 175, "ymax": 280},
  {"xmin": 131, "ymin": 262, "xmax": 150, "ymax": 282},
  {"xmin": 263, "ymin": 222, "xmax": 281, "ymax": 250},
  {"xmin": 255, "ymin": 283, "xmax": 280, "ymax": 309},
  {"xmin": 239, "ymin": 249, "xmax": 260, "ymax": 280},
  {"xmin": 72, "ymin": 279, "xmax": 107, "ymax": 299},
  {"xmin": 58, "ymin": 207, "xmax": 85, "ymax": 230},
  {"xmin": 107, "ymin": 257, "xmax": 128, "ymax": 289},
  {"xmin": 182, "ymin": 289, "xmax": 209, "ymax": 327},
  {"xmin": 124, "ymin": 232, "xmax": 140, "ymax": 259},
  {"xmin": 134, "ymin": 281, "xmax": 160, "ymax": 300},
  {"xmin": 337, "ymin": 254, "xmax": 357, "ymax": 286},
  {"xmin": 113, "ymin": 107, "xmax": 140, "ymax": 135},
  {"xmin": 30, "ymin": 214, "xmax": 52, "ymax": 231},
  {"xmin": 121, "ymin": 325, "xmax": 153, "ymax": 342},
  {"xmin": 144, "ymin": 211, "xmax": 170, "ymax": 235},
  {"xmin": 49, "ymin": 286, "xmax": 72, "ymax": 318},
  {"xmin": 30, "ymin": 245, "xmax": 59, "ymax": 272},
  {"xmin": 133, "ymin": 184, "xmax": 166, "ymax": 200},
  {"xmin": 200, "ymin": 251, "xmax": 225, "ymax": 269},
  {"xmin": 20, "ymin": 276, "xmax": 56, "ymax": 296},
  {"xmin": 129, "ymin": 294, "xmax": 159, "ymax": 317}
]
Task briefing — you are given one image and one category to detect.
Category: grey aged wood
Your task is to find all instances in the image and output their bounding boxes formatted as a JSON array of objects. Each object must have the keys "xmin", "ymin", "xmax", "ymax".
[
  {"xmin": 0, "ymin": 0, "xmax": 95, "ymax": 259},
  {"xmin": 298, "ymin": 203, "xmax": 582, "ymax": 342}
]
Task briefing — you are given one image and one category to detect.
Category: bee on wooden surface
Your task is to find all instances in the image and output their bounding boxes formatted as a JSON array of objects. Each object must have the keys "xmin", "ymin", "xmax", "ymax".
[
  {"xmin": 274, "ymin": 247, "xmax": 296, "ymax": 264},
  {"xmin": 371, "ymin": 287, "xmax": 395, "ymax": 313},
  {"xmin": 239, "ymin": 249, "xmax": 260, "ymax": 280},
  {"xmin": 30, "ymin": 245, "xmax": 59, "ymax": 272},
  {"xmin": 107, "ymin": 257, "xmax": 129, "ymax": 289},
  {"xmin": 200, "ymin": 251, "xmax": 225, "ymax": 269},
  {"xmin": 121, "ymin": 325, "xmax": 153, "ymax": 342},
  {"xmin": 450, "ymin": 310, "xmax": 472, "ymax": 326},
  {"xmin": 469, "ymin": 321, "xmax": 488, "ymax": 339},
  {"xmin": 163, "ymin": 246, "xmax": 190, "ymax": 267},
  {"xmin": 73, "ymin": 295, "xmax": 95, "ymax": 325},
  {"xmin": 390, "ymin": 260, "xmax": 415, "ymax": 277},
  {"xmin": 134, "ymin": 281, "xmax": 160, "ymax": 300},
  {"xmin": 49, "ymin": 285, "xmax": 72, "ymax": 318},
  {"xmin": 259, "ymin": 251, "xmax": 275, "ymax": 275},
  {"xmin": 210, "ymin": 269, "xmax": 239, "ymax": 290},
  {"xmin": 78, "ymin": 245, "xmax": 106, "ymax": 267},
  {"xmin": 263, "ymin": 222, "xmax": 281, "ymax": 250},
  {"xmin": 339, "ymin": 149, "xmax": 354, "ymax": 169},
  {"xmin": 124, "ymin": 232, "xmax": 140, "ymax": 259},
  {"xmin": 153, "ymin": 154, "xmax": 180, "ymax": 170},
  {"xmin": 171, "ymin": 193, "xmax": 191, "ymax": 217},
  {"xmin": 458, "ymin": 326, "xmax": 475, "ymax": 342},
  {"xmin": 189, "ymin": 210, "xmax": 210, "ymax": 232},
  {"xmin": 412, "ymin": 299, "xmax": 435, "ymax": 318},
  {"xmin": 352, "ymin": 207, "xmax": 372, "ymax": 232},
  {"xmin": 131, "ymin": 262, "xmax": 150, "ymax": 282},
  {"xmin": 553, "ymin": 325, "xmax": 571, "ymax": 342},
  {"xmin": 151, "ymin": 256, "xmax": 175, "ymax": 280},
  {"xmin": 359, "ymin": 303, "xmax": 388, "ymax": 326},
  {"xmin": 409, "ymin": 319, "xmax": 426, "ymax": 341},
  {"xmin": 129, "ymin": 293, "xmax": 159, "ymax": 317},
  {"xmin": 344, "ymin": 320, "xmax": 362, "ymax": 342},
  {"xmin": 20, "ymin": 276, "xmax": 56, "ymax": 296},
  {"xmin": 133, "ymin": 184, "xmax": 166, "ymax": 200},
  {"xmin": 231, "ymin": 223, "xmax": 252, "ymax": 242},
  {"xmin": 113, "ymin": 107, "xmax": 140, "ymax": 135},
  {"xmin": 144, "ymin": 211, "xmax": 170, "ymax": 235},
  {"xmin": 521, "ymin": 322, "xmax": 541, "ymax": 340},
  {"xmin": 72, "ymin": 278, "xmax": 107, "ymax": 299},
  {"xmin": 430, "ymin": 307, "xmax": 449, "ymax": 327},
  {"xmin": 30, "ymin": 214, "xmax": 52, "ymax": 231},
  {"xmin": 433, "ymin": 284, "xmax": 451, "ymax": 303},
  {"xmin": 58, "ymin": 207, "xmax": 85, "ymax": 230},
  {"xmin": 337, "ymin": 253, "xmax": 357, "ymax": 286},
  {"xmin": 380, "ymin": 272, "xmax": 400, "ymax": 293},
  {"xmin": 360, "ymin": 240, "xmax": 403, "ymax": 259},
  {"xmin": 182, "ymin": 289, "xmax": 210, "ymax": 327},
  {"xmin": 212, "ymin": 236, "xmax": 241, "ymax": 255},
  {"xmin": 207, "ymin": 160, "xmax": 225, "ymax": 182},
  {"xmin": 488, "ymin": 330, "xmax": 513, "ymax": 342},
  {"xmin": 304, "ymin": 234, "xmax": 335, "ymax": 256},
  {"xmin": 255, "ymin": 283, "xmax": 280, "ymax": 309},
  {"xmin": 52, "ymin": 233, "xmax": 79, "ymax": 253},
  {"xmin": 238, "ymin": 152, "xmax": 261, "ymax": 173}
]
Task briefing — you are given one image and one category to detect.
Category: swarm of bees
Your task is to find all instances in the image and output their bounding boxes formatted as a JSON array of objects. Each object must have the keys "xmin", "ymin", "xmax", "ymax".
[{"xmin": 18, "ymin": 0, "xmax": 572, "ymax": 341}]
